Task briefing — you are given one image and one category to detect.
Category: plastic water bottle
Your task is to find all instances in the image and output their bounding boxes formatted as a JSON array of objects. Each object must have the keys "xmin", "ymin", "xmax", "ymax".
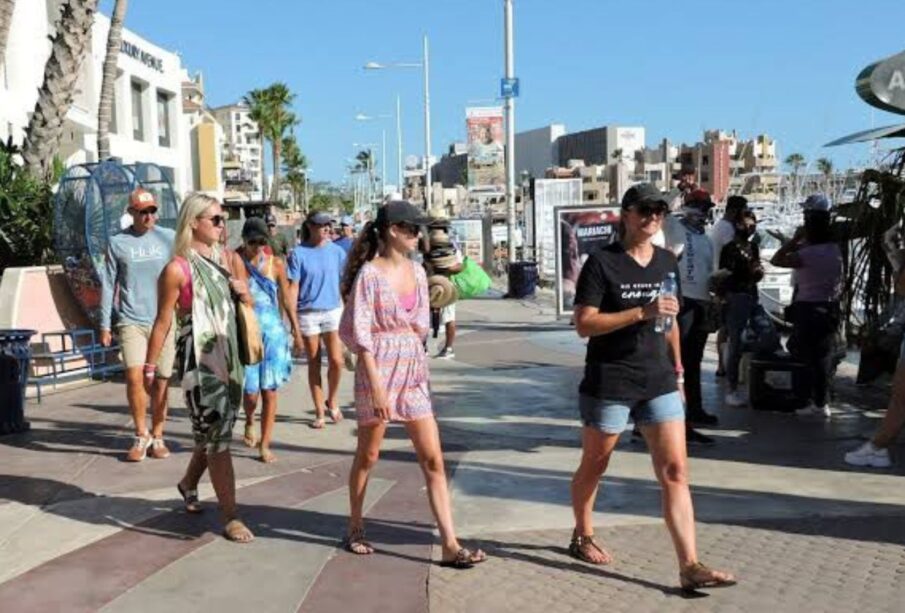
[{"xmin": 654, "ymin": 272, "xmax": 677, "ymax": 334}]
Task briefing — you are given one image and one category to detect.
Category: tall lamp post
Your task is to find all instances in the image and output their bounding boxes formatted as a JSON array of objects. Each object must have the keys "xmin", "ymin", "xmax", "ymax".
[
  {"xmin": 364, "ymin": 35, "xmax": 433, "ymax": 210},
  {"xmin": 503, "ymin": 0, "xmax": 517, "ymax": 262}
]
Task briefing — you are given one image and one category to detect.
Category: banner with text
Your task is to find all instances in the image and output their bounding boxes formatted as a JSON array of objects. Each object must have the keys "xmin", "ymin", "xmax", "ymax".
[{"xmin": 554, "ymin": 205, "xmax": 621, "ymax": 317}]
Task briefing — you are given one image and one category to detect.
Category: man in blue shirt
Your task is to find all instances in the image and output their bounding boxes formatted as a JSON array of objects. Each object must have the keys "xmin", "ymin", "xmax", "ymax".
[
  {"xmin": 99, "ymin": 188, "xmax": 176, "ymax": 461},
  {"xmin": 287, "ymin": 211, "xmax": 348, "ymax": 428},
  {"xmin": 334, "ymin": 215, "xmax": 356, "ymax": 253}
]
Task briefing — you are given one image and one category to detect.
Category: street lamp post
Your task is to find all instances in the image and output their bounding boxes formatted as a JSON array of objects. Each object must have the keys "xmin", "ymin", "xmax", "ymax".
[
  {"xmin": 504, "ymin": 0, "xmax": 517, "ymax": 262},
  {"xmin": 364, "ymin": 36, "xmax": 433, "ymax": 210}
]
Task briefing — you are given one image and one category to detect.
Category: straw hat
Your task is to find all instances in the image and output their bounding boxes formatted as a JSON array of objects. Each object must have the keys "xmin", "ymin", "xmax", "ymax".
[{"xmin": 428, "ymin": 275, "xmax": 458, "ymax": 308}]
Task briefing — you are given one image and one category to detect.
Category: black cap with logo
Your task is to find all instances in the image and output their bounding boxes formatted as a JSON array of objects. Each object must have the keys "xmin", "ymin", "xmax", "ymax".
[{"xmin": 242, "ymin": 217, "xmax": 270, "ymax": 242}]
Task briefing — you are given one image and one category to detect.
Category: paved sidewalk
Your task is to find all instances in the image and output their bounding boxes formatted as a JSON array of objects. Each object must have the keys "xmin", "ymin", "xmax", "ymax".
[{"xmin": 1, "ymin": 291, "xmax": 904, "ymax": 611}]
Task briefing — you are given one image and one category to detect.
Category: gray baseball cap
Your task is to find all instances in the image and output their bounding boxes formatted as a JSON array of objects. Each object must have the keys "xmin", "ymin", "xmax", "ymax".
[{"xmin": 307, "ymin": 211, "xmax": 334, "ymax": 225}]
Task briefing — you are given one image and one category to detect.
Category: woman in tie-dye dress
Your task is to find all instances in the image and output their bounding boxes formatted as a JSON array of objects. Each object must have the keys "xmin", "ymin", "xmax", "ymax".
[
  {"xmin": 234, "ymin": 217, "xmax": 301, "ymax": 463},
  {"xmin": 338, "ymin": 200, "xmax": 487, "ymax": 569}
]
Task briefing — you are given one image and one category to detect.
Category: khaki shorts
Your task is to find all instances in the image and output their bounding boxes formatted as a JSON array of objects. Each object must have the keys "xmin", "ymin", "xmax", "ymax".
[{"xmin": 118, "ymin": 323, "xmax": 176, "ymax": 378}]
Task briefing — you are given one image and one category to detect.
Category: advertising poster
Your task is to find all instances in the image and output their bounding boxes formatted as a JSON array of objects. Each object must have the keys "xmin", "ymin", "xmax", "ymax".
[
  {"xmin": 449, "ymin": 218, "xmax": 486, "ymax": 267},
  {"xmin": 466, "ymin": 107, "xmax": 505, "ymax": 189},
  {"xmin": 555, "ymin": 205, "xmax": 621, "ymax": 317},
  {"xmin": 533, "ymin": 178, "xmax": 582, "ymax": 279}
]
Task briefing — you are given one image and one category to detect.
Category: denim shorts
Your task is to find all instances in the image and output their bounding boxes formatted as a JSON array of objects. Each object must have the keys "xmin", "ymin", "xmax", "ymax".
[{"xmin": 579, "ymin": 392, "xmax": 685, "ymax": 434}]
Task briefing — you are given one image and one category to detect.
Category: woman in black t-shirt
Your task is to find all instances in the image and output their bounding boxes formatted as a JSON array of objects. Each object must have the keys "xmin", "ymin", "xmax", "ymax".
[{"xmin": 568, "ymin": 183, "xmax": 736, "ymax": 591}]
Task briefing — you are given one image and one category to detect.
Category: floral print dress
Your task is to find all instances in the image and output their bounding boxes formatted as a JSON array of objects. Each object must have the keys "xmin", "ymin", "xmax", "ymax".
[{"xmin": 339, "ymin": 261, "xmax": 433, "ymax": 426}]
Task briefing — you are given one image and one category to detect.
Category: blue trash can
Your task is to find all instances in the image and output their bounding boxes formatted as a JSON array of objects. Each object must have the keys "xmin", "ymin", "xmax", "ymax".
[
  {"xmin": 506, "ymin": 261, "xmax": 538, "ymax": 299},
  {"xmin": 0, "ymin": 329, "xmax": 36, "ymax": 435}
]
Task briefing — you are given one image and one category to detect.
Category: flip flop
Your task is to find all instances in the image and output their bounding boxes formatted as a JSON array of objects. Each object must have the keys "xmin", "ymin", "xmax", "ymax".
[
  {"xmin": 259, "ymin": 448, "xmax": 277, "ymax": 463},
  {"xmin": 223, "ymin": 518, "xmax": 254, "ymax": 543},
  {"xmin": 327, "ymin": 403, "xmax": 343, "ymax": 424},
  {"xmin": 309, "ymin": 417, "xmax": 326, "ymax": 429},
  {"xmin": 243, "ymin": 422, "xmax": 256, "ymax": 447}
]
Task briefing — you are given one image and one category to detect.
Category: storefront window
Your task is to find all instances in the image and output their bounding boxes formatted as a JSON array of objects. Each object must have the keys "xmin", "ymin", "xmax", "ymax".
[
  {"xmin": 157, "ymin": 91, "xmax": 171, "ymax": 147},
  {"xmin": 131, "ymin": 81, "xmax": 144, "ymax": 141}
]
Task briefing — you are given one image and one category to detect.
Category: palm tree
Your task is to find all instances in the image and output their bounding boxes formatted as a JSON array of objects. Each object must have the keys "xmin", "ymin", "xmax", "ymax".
[
  {"xmin": 282, "ymin": 134, "xmax": 307, "ymax": 211},
  {"xmin": 611, "ymin": 148, "xmax": 623, "ymax": 162},
  {"xmin": 0, "ymin": 0, "xmax": 15, "ymax": 69},
  {"xmin": 96, "ymin": 0, "xmax": 127, "ymax": 161},
  {"xmin": 816, "ymin": 157, "xmax": 834, "ymax": 193},
  {"xmin": 784, "ymin": 153, "xmax": 805, "ymax": 198},
  {"xmin": 244, "ymin": 83, "xmax": 298, "ymax": 203},
  {"xmin": 22, "ymin": 0, "xmax": 100, "ymax": 179}
]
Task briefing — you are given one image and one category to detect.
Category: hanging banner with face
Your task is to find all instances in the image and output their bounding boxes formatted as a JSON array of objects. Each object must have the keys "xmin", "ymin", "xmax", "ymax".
[
  {"xmin": 466, "ymin": 107, "xmax": 505, "ymax": 189},
  {"xmin": 555, "ymin": 205, "xmax": 621, "ymax": 317}
]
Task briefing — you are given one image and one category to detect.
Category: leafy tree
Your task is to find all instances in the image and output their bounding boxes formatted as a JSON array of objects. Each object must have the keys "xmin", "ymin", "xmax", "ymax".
[
  {"xmin": 282, "ymin": 133, "xmax": 308, "ymax": 211},
  {"xmin": 0, "ymin": 139, "xmax": 62, "ymax": 271},
  {"xmin": 244, "ymin": 83, "xmax": 298, "ymax": 202}
]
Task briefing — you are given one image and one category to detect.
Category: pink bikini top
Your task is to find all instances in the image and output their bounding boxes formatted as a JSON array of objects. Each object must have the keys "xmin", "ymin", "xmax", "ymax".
[
  {"xmin": 174, "ymin": 256, "xmax": 193, "ymax": 312},
  {"xmin": 399, "ymin": 290, "xmax": 417, "ymax": 311}
]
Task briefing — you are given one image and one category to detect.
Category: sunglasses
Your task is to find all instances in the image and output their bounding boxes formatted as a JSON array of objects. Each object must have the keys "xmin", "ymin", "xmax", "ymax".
[
  {"xmin": 631, "ymin": 204, "xmax": 667, "ymax": 218},
  {"xmin": 396, "ymin": 222, "xmax": 421, "ymax": 236},
  {"xmin": 199, "ymin": 214, "xmax": 226, "ymax": 227},
  {"xmin": 247, "ymin": 238, "xmax": 269, "ymax": 247},
  {"xmin": 131, "ymin": 207, "xmax": 158, "ymax": 217}
]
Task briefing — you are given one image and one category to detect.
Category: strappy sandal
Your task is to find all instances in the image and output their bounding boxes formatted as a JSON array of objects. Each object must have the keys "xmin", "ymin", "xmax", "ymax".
[
  {"xmin": 223, "ymin": 518, "xmax": 254, "ymax": 543},
  {"xmin": 679, "ymin": 561, "xmax": 737, "ymax": 591},
  {"xmin": 342, "ymin": 527, "xmax": 374, "ymax": 555},
  {"xmin": 309, "ymin": 417, "xmax": 326, "ymax": 429},
  {"xmin": 439, "ymin": 547, "xmax": 487, "ymax": 569},
  {"xmin": 177, "ymin": 483, "xmax": 203, "ymax": 514},
  {"xmin": 568, "ymin": 531, "xmax": 613, "ymax": 565},
  {"xmin": 327, "ymin": 403, "xmax": 343, "ymax": 424},
  {"xmin": 243, "ymin": 422, "xmax": 256, "ymax": 448}
]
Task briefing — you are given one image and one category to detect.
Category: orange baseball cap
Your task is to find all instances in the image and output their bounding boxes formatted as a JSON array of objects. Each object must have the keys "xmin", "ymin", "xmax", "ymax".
[{"xmin": 129, "ymin": 188, "xmax": 157, "ymax": 210}]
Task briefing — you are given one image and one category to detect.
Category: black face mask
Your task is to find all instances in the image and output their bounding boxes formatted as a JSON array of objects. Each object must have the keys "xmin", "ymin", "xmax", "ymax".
[{"xmin": 736, "ymin": 226, "xmax": 756, "ymax": 239}]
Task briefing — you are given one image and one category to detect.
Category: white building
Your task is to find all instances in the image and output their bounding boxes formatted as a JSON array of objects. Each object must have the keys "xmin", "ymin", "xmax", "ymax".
[
  {"xmin": 0, "ymin": 2, "xmax": 191, "ymax": 195},
  {"xmin": 606, "ymin": 126, "xmax": 645, "ymax": 163},
  {"xmin": 211, "ymin": 103, "xmax": 264, "ymax": 200}
]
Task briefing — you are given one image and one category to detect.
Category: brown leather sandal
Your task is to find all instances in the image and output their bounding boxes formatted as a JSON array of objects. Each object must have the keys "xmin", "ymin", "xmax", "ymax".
[
  {"xmin": 568, "ymin": 531, "xmax": 613, "ymax": 565},
  {"xmin": 439, "ymin": 547, "xmax": 487, "ymax": 569},
  {"xmin": 679, "ymin": 562, "xmax": 737, "ymax": 591},
  {"xmin": 343, "ymin": 527, "xmax": 374, "ymax": 555}
]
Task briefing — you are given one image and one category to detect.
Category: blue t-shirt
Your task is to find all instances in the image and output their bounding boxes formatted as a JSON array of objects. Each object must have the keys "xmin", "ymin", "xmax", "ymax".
[
  {"xmin": 287, "ymin": 242, "xmax": 347, "ymax": 311},
  {"xmin": 334, "ymin": 236, "xmax": 354, "ymax": 253}
]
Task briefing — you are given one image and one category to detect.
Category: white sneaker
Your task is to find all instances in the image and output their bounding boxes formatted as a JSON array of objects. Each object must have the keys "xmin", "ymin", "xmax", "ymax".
[
  {"xmin": 725, "ymin": 390, "xmax": 747, "ymax": 407},
  {"xmin": 844, "ymin": 441, "xmax": 892, "ymax": 468},
  {"xmin": 796, "ymin": 403, "xmax": 832, "ymax": 418}
]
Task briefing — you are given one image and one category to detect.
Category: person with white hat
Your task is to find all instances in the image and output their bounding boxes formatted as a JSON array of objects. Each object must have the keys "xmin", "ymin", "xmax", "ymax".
[
  {"xmin": 770, "ymin": 194, "xmax": 842, "ymax": 418},
  {"xmin": 100, "ymin": 188, "xmax": 177, "ymax": 462}
]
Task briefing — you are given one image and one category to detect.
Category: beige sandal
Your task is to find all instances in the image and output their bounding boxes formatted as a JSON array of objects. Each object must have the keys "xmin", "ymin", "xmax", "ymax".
[
  {"xmin": 223, "ymin": 518, "xmax": 254, "ymax": 543},
  {"xmin": 243, "ymin": 422, "xmax": 256, "ymax": 447},
  {"xmin": 679, "ymin": 561, "xmax": 736, "ymax": 591}
]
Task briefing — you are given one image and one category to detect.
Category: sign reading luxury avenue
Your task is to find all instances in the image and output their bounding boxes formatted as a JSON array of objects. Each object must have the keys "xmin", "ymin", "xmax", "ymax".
[
  {"xmin": 857, "ymin": 49, "xmax": 905, "ymax": 115},
  {"xmin": 120, "ymin": 40, "xmax": 164, "ymax": 73}
]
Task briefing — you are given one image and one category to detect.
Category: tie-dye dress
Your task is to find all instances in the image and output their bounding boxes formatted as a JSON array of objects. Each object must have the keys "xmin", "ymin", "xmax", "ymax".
[
  {"xmin": 339, "ymin": 261, "xmax": 433, "ymax": 426},
  {"xmin": 241, "ymin": 252, "xmax": 293, "ymax": 394}
]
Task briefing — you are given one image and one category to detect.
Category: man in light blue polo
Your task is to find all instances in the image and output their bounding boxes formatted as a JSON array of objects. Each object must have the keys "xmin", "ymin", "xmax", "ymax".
[
  {"xmin": 100, "ymin": 188, "xmax": 176, "ymax": 462},
  {"xmin": 333, "ymin": 215, "xmax": 356, "ymax": 253}
]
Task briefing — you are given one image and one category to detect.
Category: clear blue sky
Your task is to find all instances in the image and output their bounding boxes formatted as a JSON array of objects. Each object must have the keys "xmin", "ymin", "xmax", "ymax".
[{"xmin": 106, "ymin": 0, "xmax": 905, "ymax": 184}]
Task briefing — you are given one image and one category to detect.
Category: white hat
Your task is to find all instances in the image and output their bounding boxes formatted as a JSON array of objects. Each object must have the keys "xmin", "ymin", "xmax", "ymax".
[{"xmin": 800, "ymin": 194, "xmax": 831, "ymax": 212}]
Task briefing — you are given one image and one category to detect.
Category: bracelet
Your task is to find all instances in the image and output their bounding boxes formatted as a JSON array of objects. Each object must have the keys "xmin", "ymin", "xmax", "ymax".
[
  {"xmin": 676, "ymin": 375, "xmax": 685, "ymax": 384},
  {"xmin": 143, "ymin": 363, "xmax": 158, "ymax": 371},
  {"xmin": 674, "ymin": 366, "xmax": 685, "ymax": 375}
]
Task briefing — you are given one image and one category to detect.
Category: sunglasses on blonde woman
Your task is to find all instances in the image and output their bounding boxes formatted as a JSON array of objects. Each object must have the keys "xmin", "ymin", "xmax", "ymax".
[{"xmin": 199, "ymin": 214, "xmax": 226, "ymax": 227}]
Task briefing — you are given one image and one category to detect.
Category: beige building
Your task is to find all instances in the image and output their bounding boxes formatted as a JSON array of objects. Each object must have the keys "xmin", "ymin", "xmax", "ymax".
[
  {"xmin": 181, "ymin": 71, "xmax": 224, "ymax": 196},
  {"xmin": 211, "ymin": 103, "xmax": 264, "ymax": 200}
]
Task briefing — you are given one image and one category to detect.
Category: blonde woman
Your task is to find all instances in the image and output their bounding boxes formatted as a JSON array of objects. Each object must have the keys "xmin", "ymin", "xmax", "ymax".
[{"xmin": 144, "ymin": 193, "xmax": 254, "ymax": 543}]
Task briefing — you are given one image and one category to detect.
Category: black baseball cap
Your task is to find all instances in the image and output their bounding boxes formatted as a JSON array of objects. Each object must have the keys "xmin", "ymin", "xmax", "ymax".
[
  {"xmin": 307, "ymin": 211, "xmax": 334, "ymax": 225},
  {"xmin": 242, "ymin": 217, "xmax": 270, "ymax": 242},
  {"xmin": 376, "ymin": 200, "xmax": 430, "ymax": 227},
  {"xmin": 621, "ymin": 183, "xmax": 669, "ymax": 211}
]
